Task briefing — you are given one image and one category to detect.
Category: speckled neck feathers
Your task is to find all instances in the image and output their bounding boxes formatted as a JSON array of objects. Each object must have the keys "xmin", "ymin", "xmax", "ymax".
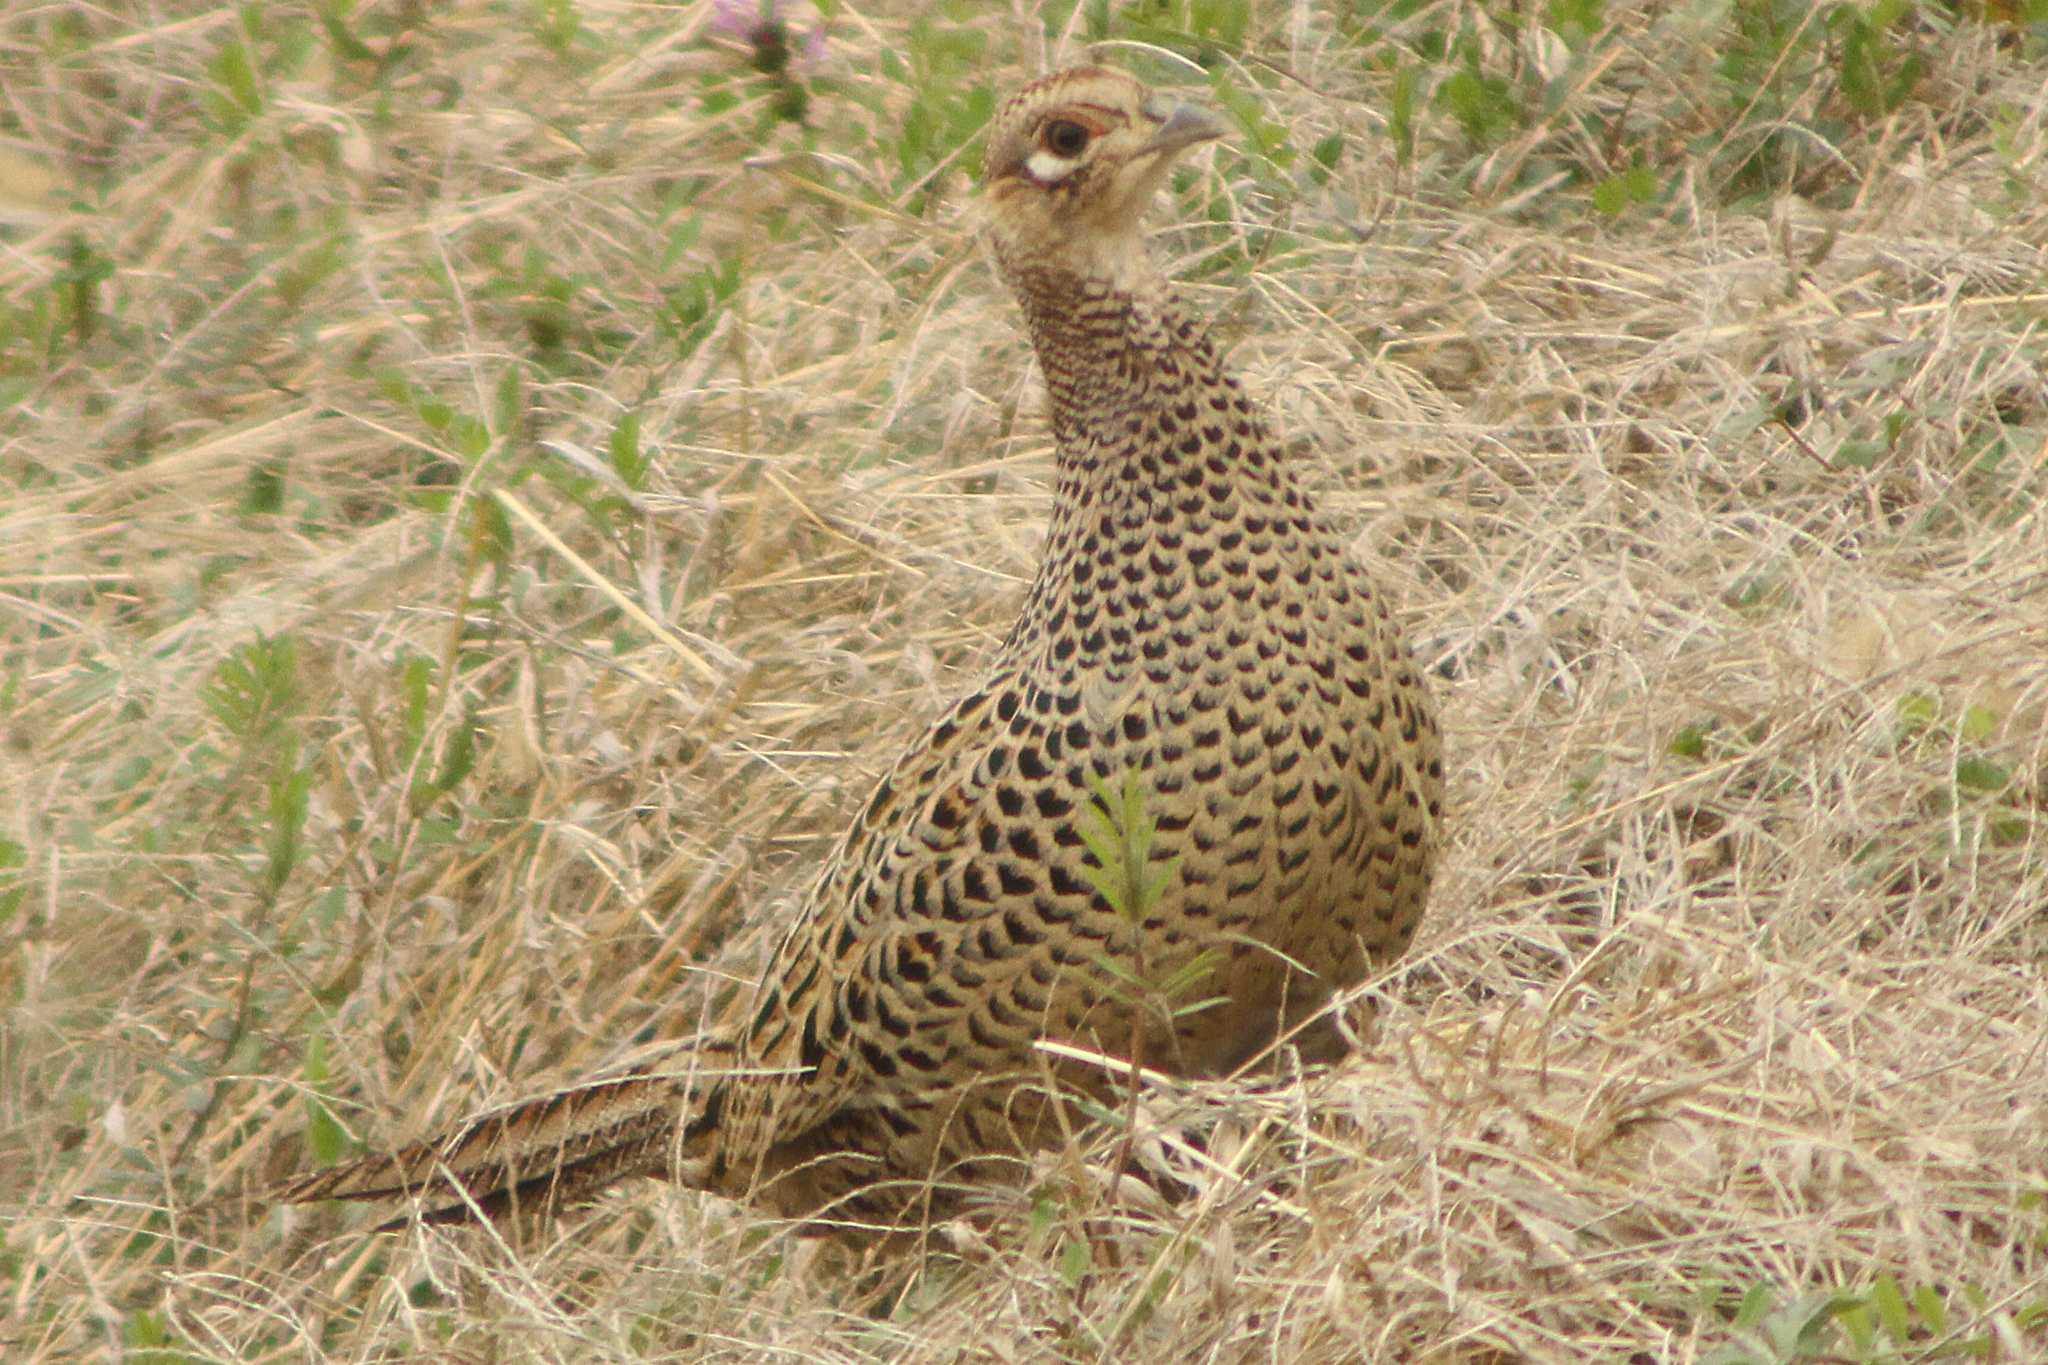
[{"xmin": 998, "ymin": 261, "xmax": 1309, "ymax": 687}]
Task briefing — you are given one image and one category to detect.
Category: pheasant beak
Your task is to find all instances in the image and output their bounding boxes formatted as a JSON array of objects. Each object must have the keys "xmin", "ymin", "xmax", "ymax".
[{"xmin": 1139, "ymin": 98, "xmax": 1226, "ymax": 159}]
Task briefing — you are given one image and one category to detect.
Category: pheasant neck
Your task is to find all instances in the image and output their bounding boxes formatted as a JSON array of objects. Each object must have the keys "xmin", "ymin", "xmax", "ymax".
[{"xmin": 1001, "ymin": 263, "xmax": 1313, "ymax": 681}]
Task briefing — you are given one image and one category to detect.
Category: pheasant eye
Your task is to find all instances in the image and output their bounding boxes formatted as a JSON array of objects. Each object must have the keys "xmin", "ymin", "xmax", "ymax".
[{"xmin": 1042, "ymin": 120, "xmax": 1089, "ymax": 157}]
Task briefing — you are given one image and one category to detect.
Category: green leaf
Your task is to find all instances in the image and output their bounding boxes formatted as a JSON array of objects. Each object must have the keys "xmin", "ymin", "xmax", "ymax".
[
  {"xmin": 433, "ymin": 711, "xmax": 479, "ymax": 794},
  {"xmin": 661, "ymin": 215, "xmax": 702, "ymax": 270},
  {"xmin": 1954, "ymin": 757, "xmax": 2009, "ymax": 794},
  {"xmin": 1140, "ymin": 862, "xmax": 1178, "ymax": 906},
  {"xmin": 263, "ymin": 756, "xmax": 312, "ymax": 896},
  {"xmin": 1592, "ymin": 159, "xmax": 1660, "ymax": 218},
  {"xmin": 1871, "ymin": 1275, "xmax": 1911, "ymax": 1342},
  {"xmin": 609, "ymin": 412, "xmax": 647, "ymax": 489},
  {"xmin": 302, "ymin": 1031, "xmax": 349, "ymax": 1165},
  {"xmin": 399, "ymin": 655, "xmax": 433, "ymax": 760},
  {"xmin": 1437, "ymin": 50, "xmax": 1519, "ymax": 150},
  {"xmin": 209, "ymin": 37, "xmax": 264, "ymax": 128},
  {"xmin": 1669, "ymin": 723, "xmax": 1709, "ymax": 760},
  {"xmin": 202, "ymin": 634, "xmax": 302, "ymax": 740},
  {"xmin": 1058, "ymin": 1235, "xmax": 1091, "ymax": 1286},
  {"xmin": 416, "ymin": 394, "xmax": 455, "ymax": 433},
  {"xmin": 473, "ymin": 492, "xmax": 514, "ymax": 565},
  {"xmin": 413, "ymin": 815, "xmax": 462, "ymax": 845},
  {"xmin": 493, "ymin": 365, "xmax": 524, "ymax": 438},
  {"xmin": 1913, "ymin": 1281, "xmax": 1947, "ymax": 1335},
  {"xmin": 312, "ymin": 884, "xmax": 347, "ymax": 933},
  {"xmin": 451, "ymin": 413, "xmax": 491, "ymax": 462},
  {"xmin": 1835, "ymin": 1296, "xmax": 1876, "ymax": 1352},
  {"xmin": 1546, "ymin": 0, "xmax": 1604, "ymax": 44},
  {"xmin": 1389, "ymin": 64, "xmax": 1418, "ymax": 169},
  {"xmin": 1085, "ymin": 949, "xmax": 1145, "ymax": 989},
  {"xmin": 318, "ymin": 0, "xmax": 375, "ymax": 61},
  {"xmin": 1959, "ymin": 703, "xmax": 2000, "ymax": 743},
  {"xmin": 240, "ymin": 459, "xmax": 287, "ymax": 515},
  {"xmin": 0, "ymin": 835, "xmax": 27, "ymax": 928}
]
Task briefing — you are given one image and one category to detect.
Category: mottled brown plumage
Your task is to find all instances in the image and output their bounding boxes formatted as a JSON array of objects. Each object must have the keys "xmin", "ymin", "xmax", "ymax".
[{"xmin": 269, "ymin": 66, "xmax": 1442, "ymax": 1238}]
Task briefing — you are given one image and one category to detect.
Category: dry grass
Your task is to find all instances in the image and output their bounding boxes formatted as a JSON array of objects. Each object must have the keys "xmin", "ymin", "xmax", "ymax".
[{"xmin": 5, "ymin": 1, "xmax": 2047, "ymax": 1360}]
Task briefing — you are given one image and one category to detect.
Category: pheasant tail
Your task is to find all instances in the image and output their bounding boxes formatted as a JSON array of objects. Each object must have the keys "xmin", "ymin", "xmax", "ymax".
[{"xmin": 266, "ymin": 1071, "xmax": 712, "ymax": 1227}]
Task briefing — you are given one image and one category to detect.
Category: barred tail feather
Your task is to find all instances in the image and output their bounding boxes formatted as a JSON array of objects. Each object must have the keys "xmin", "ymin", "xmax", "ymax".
[{"xmin": 268, "ymin": 1073, "xmax": 712, "ymax": 1228}]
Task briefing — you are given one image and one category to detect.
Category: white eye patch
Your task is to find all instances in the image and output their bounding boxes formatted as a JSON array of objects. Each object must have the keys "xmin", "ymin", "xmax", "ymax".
[{"xmin": 1025, "ymin": 150, "xmax": 1082, "ymax": 183}]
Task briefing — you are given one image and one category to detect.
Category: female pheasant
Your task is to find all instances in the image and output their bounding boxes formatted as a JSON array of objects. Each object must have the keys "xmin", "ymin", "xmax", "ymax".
[{"xmin": 269, "ymin": 65, "xmax": 1443, "ymax": 1237}]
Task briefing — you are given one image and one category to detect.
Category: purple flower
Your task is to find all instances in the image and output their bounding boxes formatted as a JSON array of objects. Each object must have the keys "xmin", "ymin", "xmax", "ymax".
[{"xmin": 709, "ymin": 0, "xmax": 828, "ymax": 74}]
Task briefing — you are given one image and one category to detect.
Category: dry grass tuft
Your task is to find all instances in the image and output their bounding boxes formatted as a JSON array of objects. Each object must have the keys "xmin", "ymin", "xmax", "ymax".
[{"xmin": 4, "ymin": 1, "xmax": 2046, "ymax": 1360}]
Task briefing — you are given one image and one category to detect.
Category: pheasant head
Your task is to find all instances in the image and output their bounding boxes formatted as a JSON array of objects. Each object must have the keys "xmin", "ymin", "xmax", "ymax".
[{"xmin": 981, "ymin": 66, "xmax": 1224, "ymax": 299}]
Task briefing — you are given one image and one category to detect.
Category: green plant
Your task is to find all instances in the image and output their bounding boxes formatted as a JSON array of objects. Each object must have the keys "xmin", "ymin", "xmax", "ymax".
[
  {"xmin": 1695, "ymin": 1272, "xmax": 2048, "ymax": 1363},
  {"xmin": 1101, "ymin": 0, "xmax": 1253, "ymax": 60},
  {"xmin": 876, "ymin": 17, "xmax": 992, "ymax": 206},
  {"xmin": 531, "ymin": 0, "xmax": 584, "ymax": 58},
  {"xmin": 1078, "ymin": 769, "xmax": 1210, "ymax": 1033},
  {"xmin": 1076, "ymin": 770, "xmax": 1217, "ymax": 1195},
  {"xmin": 1437, "ymin": 34, "xmax": 1520, "ymax": 151},
  {"xmin": 51, "ymin": 231, "xmax": 113, "ymax": 346},
  {"xmin": 0, "ymin": 833, "xmax": 27, "ymax": 930},
  {"xmin": 1829, "ymin": 0, "xmax": 1926, "ymax": 120},
  {"xmin": 1895, "ymin": 692, "xmax": 2032, "ymax": 847},
  {"xmin": 659, "ymin": 253, "xmax": 745, "ymax": 363},
  {"xmin": 1592, "ymin": 159, "xmax": 1660, "ymax": 216},
  {"xmin": 1709, "ymin": 0, "xmax": 1928, "ymax": 203}
]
